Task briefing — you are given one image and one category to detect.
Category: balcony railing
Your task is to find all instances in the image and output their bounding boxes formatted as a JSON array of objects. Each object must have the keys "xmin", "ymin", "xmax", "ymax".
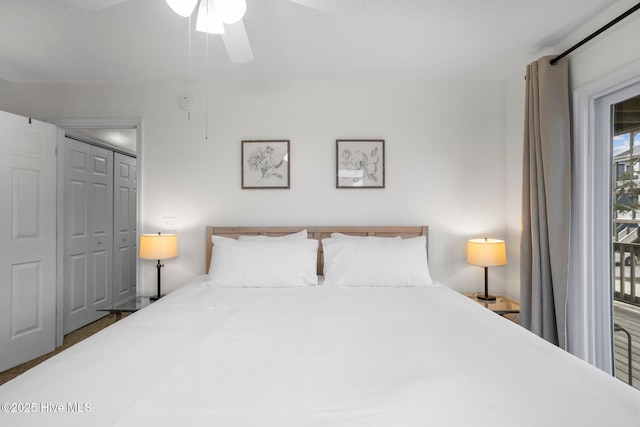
[{"xmin": 613, "ymin": 242, "xmax": 640, "ymax": 305}]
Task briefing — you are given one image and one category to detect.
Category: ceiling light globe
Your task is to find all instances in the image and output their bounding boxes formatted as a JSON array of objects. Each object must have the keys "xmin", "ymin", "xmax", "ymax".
[
  {"xmin": 214, "ymin": 0, "xmax": 246, "ymax": 24},
  {"xmin": 165, "ymin": 0, "xmax": 199, "ymax": 17}
]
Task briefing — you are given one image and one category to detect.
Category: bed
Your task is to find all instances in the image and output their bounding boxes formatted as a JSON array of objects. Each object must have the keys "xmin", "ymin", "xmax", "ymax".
[{"xmin": 0, "ymin": 225, "xmax": 639, "ymax": 426}]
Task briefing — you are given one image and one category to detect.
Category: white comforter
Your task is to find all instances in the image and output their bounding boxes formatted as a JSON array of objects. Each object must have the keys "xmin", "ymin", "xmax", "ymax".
[{"xmin": 1, "ymin": 276, "xmax": 639, "ymax": 426}]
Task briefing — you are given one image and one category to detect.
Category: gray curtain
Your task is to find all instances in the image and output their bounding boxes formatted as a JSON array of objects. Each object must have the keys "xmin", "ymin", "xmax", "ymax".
[{"xmin": 521, "ymin": 56, "xmax": 571, "ymax": 348}]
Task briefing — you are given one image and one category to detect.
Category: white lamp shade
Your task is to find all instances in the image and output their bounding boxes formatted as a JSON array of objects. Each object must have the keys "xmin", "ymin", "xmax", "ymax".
[
  {"xmin": 139, "ymin": 234, "xmax": 178, "ymax": 260},
  {"xmin": 165, "ymin": 0, "xmax": 199, "ymax": 17},
  {"xmin": 214, "ymin": 0, "xmax": 246, "ymax": 24},
  {"xmin": 467, "ymin": 238, "xmax": 506, "ymax": 267}
]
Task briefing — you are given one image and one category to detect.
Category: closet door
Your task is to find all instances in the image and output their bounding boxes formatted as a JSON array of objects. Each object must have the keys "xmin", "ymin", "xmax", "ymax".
[
  {"xmin": 113, "ymin": 153, "xmax": 137, "ymax": 301},
  {"xmin": 63, "ymin": 138, "xmax": 113, "ymax": 334},
  {"xmin": 0, "ymin": 112, "xmax": 57, "ymax": 372}
]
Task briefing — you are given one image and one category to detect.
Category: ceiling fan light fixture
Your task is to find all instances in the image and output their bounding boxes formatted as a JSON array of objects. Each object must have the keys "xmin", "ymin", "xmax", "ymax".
[
  {"xmin": 196, "ymin": 0, "xmax": 224, "ymax": 34},
  {"xmin": 213, "ymin": 0, "xmax": 246, "ymax": 24},
  {"xmin": 196, "ymin": 0, "xmax": 225, "ymax": 34},
  {"xmin": 165, "ymin": 0, "xmax": 199, "ymax": 17}
]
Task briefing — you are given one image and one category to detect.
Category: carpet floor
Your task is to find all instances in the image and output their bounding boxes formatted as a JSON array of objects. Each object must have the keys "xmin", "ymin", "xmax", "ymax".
[{"xmin": 0, "ymin": 314, "xmax": 126, "ymax": 386}]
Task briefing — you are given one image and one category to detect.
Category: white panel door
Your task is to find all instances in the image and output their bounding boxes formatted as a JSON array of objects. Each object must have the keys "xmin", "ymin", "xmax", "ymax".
[
  {"xmin": 63, "ymin": 138, "xmax": 113, "ymax": 334},
  {"xmin": 0, "ymin": 111, "xmax": 57, "ymax": 372},
  {"xmin": 113, "ymin": 153, "xmax": 137, "ymax": 301}
]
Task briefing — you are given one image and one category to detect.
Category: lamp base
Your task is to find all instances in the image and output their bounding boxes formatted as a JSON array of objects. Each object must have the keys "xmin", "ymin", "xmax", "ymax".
[
  {"xmin": 151, "ymin": 260, "xmax": 163, "ymax": 302},
  {"xmin": 476, "ymin": 293, "xmax": 496, "ymax": 301},
  {"xmin": 476, "ymin": 266, "xmax": 497, "ymax": 302}
]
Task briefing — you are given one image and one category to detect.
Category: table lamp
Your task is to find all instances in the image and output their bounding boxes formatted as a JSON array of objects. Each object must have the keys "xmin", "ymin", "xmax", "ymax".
[
  {"xmin": 139, "ymin": 232, "xmax": 178, "ymax": 300},
  {"xmin": 467, "ymin": 238, "xmax": 506, "ymax": 301}
]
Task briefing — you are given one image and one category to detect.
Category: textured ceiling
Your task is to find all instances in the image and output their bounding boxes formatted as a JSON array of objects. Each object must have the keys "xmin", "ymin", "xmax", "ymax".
[{"xmin": 0, "ymin": 0, "xmax": 621, "ymax": 83}]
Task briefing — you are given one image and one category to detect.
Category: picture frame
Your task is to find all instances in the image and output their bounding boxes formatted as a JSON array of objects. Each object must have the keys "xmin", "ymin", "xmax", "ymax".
[
  {"xmin": 241, "ymin": 140, "xmax": 290, "ymax": 189},
  {"xmin": 336, "ymin": 139, "xmax": 385, "ymax": 188}
]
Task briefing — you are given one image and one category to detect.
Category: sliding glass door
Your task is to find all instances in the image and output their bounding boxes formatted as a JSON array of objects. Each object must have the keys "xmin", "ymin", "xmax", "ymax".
[
  {"xmin": 570, "ymin": 63, "xmax": 640, "ymax": 376},
  {"xmin": 611, "ymin": 94, "xmax": 640, "ymax": 389}
]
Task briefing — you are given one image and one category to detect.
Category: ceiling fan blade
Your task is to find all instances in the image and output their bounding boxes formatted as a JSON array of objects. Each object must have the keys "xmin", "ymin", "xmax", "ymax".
[
  {"xmin": 65, "ymin": 0, "xmax": 129, "ymax": 11},
  {"xmin": 221, "ymin": 20, "xmax": 254, "ymax": 63},
  {"xmin": 288, "ymin": 0, "xmax": 365, "ymax": 16}
]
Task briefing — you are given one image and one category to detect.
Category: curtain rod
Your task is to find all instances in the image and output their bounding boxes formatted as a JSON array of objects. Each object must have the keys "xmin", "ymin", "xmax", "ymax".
[{"xmin": 550, "ymin": 2, "xmax": 640, "ymax": 65}]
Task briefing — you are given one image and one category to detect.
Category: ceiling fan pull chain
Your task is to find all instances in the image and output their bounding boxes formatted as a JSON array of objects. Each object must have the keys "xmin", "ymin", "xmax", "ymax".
[
  {"xmin": 205, "ymin": 26, "xmax": 209, "ymax": 140},
  {"xmin": 187, "ymin": 14, "xmax": 192, "ymax": 121}
]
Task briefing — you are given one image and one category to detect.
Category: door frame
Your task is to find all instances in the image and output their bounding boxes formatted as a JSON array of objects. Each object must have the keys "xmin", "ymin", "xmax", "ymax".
[
  {"xmin": 570, "ymin": 59, "xmax": 640, "ymax": 373},
  {"xmin": 52, "ymin": 118, "xmax": 143, "ymax": 346}
]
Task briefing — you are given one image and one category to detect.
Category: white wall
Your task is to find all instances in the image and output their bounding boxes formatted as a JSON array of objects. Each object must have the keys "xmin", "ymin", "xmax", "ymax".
[
  {"xmin": 504, "ymin": 77, "xmax": 525, "ymax": 300},
  {"xmin": 560, "ymin": 0, "xmax": 640, "ymax": 91},
  {"xmin": 0, "ymin": 79, "xmax": 507, "ymax": 296}
]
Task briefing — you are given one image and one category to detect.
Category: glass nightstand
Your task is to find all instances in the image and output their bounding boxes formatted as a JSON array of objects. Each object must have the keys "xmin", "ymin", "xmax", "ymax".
[
  {"xmin": 465, "ymin": 293, "xmax": 520, "ymax": 318},
  {"xmin": 98, "ymin": 296, "xmax": 153, "ymax": 321}
]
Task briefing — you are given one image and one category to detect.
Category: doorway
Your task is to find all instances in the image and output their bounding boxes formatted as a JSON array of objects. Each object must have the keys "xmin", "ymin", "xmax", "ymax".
[{"xmin": 52, "ymin": 119, "xmax": 142, "ymax": 343}]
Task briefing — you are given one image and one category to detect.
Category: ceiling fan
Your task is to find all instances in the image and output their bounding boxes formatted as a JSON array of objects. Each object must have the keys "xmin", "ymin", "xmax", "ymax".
[{"xmin": 65, "ymin": 0, "xmax": 366, "ymax": 64}]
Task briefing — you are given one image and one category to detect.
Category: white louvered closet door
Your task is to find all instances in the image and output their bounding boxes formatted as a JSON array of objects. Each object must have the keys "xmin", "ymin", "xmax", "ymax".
[{"xmin": 0, "ymin": 111, "xmax": 57, "ymax": 372}]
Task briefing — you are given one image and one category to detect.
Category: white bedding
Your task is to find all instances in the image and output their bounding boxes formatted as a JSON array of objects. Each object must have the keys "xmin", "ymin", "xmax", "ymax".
[{"xmin": 1, "ymin": 275, "xmax": 639, "ymax": 426}]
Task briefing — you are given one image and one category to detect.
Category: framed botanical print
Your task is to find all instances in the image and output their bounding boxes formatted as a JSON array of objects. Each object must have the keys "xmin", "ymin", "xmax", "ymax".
[
  {"xmin": 241, "ymin": 140, "xmax": 290, "ymax": 189},
  {"xmin": 336, "ymin": 139, "xmax": 385, "ymax": 188}
]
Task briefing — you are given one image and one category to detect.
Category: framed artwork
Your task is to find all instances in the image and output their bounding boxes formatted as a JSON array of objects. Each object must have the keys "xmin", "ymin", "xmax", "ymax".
[
  {"xmin": 336, "ymin": 139, "xmax": 385, "ymax": 188},
  {"xmin": 241, "ymin": 140, "xmax": 290, "ymax": 189}
]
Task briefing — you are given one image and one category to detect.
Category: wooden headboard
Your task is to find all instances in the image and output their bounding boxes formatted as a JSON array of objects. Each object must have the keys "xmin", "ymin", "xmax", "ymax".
[{"xmin": 205, "ymin": 226, "xmax": 428, "ymax": 275}]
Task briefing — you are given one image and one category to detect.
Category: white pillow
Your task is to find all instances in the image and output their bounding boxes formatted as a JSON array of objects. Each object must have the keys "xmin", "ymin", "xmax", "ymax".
[
  {"xmin": 209, "ymin": 237, "xmax": 319, "ymax": 287},
  {"xmin": 321, "ymin": 236, "xmax": 434, "ymax": 287},
  {"xmin": 238, "ymin": 229, "xmax": 308, "ymax": 241}
]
